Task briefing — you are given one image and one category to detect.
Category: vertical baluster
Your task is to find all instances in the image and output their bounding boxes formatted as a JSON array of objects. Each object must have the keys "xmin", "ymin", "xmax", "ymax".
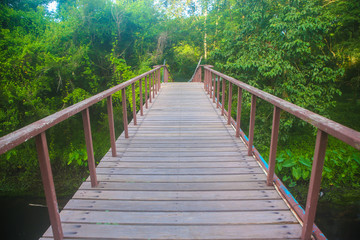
[
  {"xmin": 213, "ymin": 73, "xmax": 216, "ymax": 103},
  {"xmin": 248, "ymin": 95, "xmax": 257, "ymax": 156},
  {"xmin": 158, "ymin": 69, "xmax": 161, "ymax": 90},
  {"xmin": 221, "ymin": 78, "xmax": 225, "ymax": 116},
  {"xmin": 152, "ymin": 72, "xmax": 155, "ymax": 98},
  {"xmin": 145, "ymin": 76, "xmax": 148, "ymax": 108},
  {"xmin": 199, "ymin": 67, "xmax": 202, "ymax": 83},
  {"xmin": 204, "ymin": 68, "xmax": 207, "ymax": 90},
  {"xmin": 121, "ymin": 88, "xmax": 129, "ymax": 138},
  {"xmin": 35, "ymin": 132, "xmax": 63, "ymax": 240},
  {"xmin": 236, "ymin": 87, "xmax": 243, "ymax": 137},
  {"xmin": 139, "ymin": 79, "xmax": 143, "ymax": 116},
  {"xmin": 227, "ymin": 83, "xmax": 233, "ymax": 125},
  {"xmin": 131, "ymin": 83, "xmax": 137, "ymax": 125},
  {"xmin": 207, "ymin": 70, "xmax": 210, "ymax": 93},
  {"xmin": 209, "ymin": 70, "xmax": 212, "ymax": 98},
  {"xmin": 149, "ymin": 73, "xmax": 152, "ymax": 103},
  {"xmin": 267, "ymin": 106, "xmax": 281, "ymax": 185},
  {"xmin": 301, "ymin": 130, "xmax": 328, "ymax": 240},
  {"xmin": 107, "ymin": 96, "xmax": 116, "ymax": 157},
  {"xmin": 82, "ymin": 108, "xmax": 98, "ymax": 187},
  {"xmin": 216, "ymin": 76, "xmax": 220, "ymax": 108}
]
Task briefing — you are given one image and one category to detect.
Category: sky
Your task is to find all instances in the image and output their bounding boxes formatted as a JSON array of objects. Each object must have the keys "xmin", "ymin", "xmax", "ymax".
[{"xmin": 47, "ymin": 1, "xmax": 58, "ymax": 12}]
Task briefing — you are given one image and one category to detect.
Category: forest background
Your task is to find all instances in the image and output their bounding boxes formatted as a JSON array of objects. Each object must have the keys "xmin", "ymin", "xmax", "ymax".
[{"xmin": 0, "ymin": 0, "xmax": 359, "ymax": 209}]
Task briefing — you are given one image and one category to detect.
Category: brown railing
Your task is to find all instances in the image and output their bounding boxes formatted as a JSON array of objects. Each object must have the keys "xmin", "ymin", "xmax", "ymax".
[
  {"xmin": 0, "ymin": 65, "xmax": 169, "ymax": 240},
  {"xmin": 195, "ymin": 65, "xmax": 360, "ymax": 240}
]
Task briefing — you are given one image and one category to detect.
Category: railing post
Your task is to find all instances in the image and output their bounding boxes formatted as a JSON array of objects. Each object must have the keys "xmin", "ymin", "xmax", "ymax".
[
  {"xmin": 236, "ymin": 87, "xmax": 242, "ymax": 137},
  {"xmin": 139, "ymin": 79, "xmax": 143, "ymax": 116},
  {"xmin": 267, "ymin": 106, "xmax": 281, "ymax": 185},
  {"xmin": 107, "ymin": 96, "xmax": 117, "ymax": 157},
  {"xmin": 152, "ymin": 72, "xmax": 155, "ymax": 98},
  {"xmin": 199, "ymin": 67, "xmax": 202, "ymax": 82},
  {"xmin": 35, "ymin": 132, "xmax": 63, "ymax": 240},
  {"xmin": 203, "ymin": 68, "xmax": 206, "ymax": 90},
  {"xmin": 301, "ymin": 129, "xmax": 328, "ymax": 240},
  {"xmin": 131, "ymin": 83, "xmax": 137, "ymax": 125},
  {"xmin": 149, "ymin": 73, "xmax": 152, "ymax": 103},
  {"xmin": 216, "ymin": 76, "xmax": 220, "ymax": 108},
  {"xmin": 227, "ymin": 83, "xmax": 233, "ymax": 125},
  {"xmin": 212, "ymin": 73, "xmax": 216, "ymax": 103},
  {"xmin": 221, "ymin": 78, "xmax": 225, "ymax": 116},
  {"xmin": 158, "ymin": 69, "xmax": 161, "ymax": 90},
  {"xmin": 82, "ymin": 108, "xmax": 98, "ymax": 187},
  {"xmin": 209, "ymin": 70, "xmax": 212, "ymax": 98},
  {"xmin": 248, "ymin": 95, "xmax": 257, "ymax": 156},
  {"xmin": 164, "ymin": 67, "xmax": 169, "ymax": 83},
  {"xmin": 145, "ymin": 75, "xmax": 148, "ymax": 108},
  {"xmin": 121, "ymin": 88, "xmax": 129, "ymax": 138}
]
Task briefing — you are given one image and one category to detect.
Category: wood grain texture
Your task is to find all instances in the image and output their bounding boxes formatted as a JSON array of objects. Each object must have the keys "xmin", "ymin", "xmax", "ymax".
[{"xmin": 41, "ymin": 82, "xmax": 301, "ymax": 239}]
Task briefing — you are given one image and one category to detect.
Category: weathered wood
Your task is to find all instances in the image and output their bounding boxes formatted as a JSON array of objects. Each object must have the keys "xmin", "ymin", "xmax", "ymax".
[
  {"xmin": 73, "ymin": 190, "xmax": 282, "ymax": 200},
  {"xmin": 43, "ymin": 224, "xmax": 302, "ymax": 239},
  {"xmin": 80, "ymin": 181, "xmax": 273, "ymax": 191},
  {"xmin": 59, "ymin": 210, "xmax": 298, "ymax": 225},
  {"xmin": 95, "ymin": 167, "xmax": 264, "ymax": 175},
  {"xmin": 97, "ymin": 161, "xmax": 258, "ymax": 168},
  {"xmin": 93, "ymin": 174, "xmax": 267, "ymax": 182},
  {"xmin": 64, "ymin": 199, "xmax": 289, "ymax": 211},
  {"xmin": 41, "ymin": 82, "xmax": 301, "ymax": 239}
]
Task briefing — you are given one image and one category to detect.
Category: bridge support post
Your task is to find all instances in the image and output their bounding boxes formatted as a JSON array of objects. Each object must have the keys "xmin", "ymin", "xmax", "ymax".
[
  {"xmin": 212, "ymin": 73, "xmax": 216, "ymax": 103},
  {"xmin": 227, "ymin": 83, "xmax": 233, "ymax": 124},
  {"xmin": 248, "ymin": 95, "xmax": 257, "ymax": 156},
  {"xmin": 145, "ymin": 75, "xmax": 148, "ymax": 107},
  {"xmin": 121, "ymin": 88, "xmax": 129, "ymax": 138},
  {"xmin": 139, "ymin": 79, "xmax": 143, "ymax": 116},
  {"xmin": 82, "ymin": 108, "xmax": 98, "ymax": 187},
  {"xmin": 236, "ymin": 87, "xmax": 243, "ymax": 137},
  {"xmin": 107, "ymin": 96, "xmax": 117, "ymax": 157},
  {"xmin": 301, "ymin": 130, "xmax": 328, "ymax": 240},
  {"xmin": 216, "ymin": 76, "xmax": 220, "ymax": 108},
  {"xmin": 35, "ymin": 132, "xmax": 63, "ymax": 240},
  {"xmin": 164, "ymin": 67, "xmax": 169, "ymax": 83},
  {"xmin": 131, "ymin": 83, "xmax": 137, "ymax": 125},
  {"xmin": 267, "ymin": 106, "xmax": 281, "ymax": 185},
  {"xmin": 221, "ymin": 78, "xmax": 225, "ymax": 116},
  {"xmin": 152, "ymin": 72, "xmax": 155, "ymax": 98}
]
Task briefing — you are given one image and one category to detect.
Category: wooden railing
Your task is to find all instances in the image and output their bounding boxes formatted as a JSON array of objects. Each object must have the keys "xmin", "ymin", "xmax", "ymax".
[
  {"xmin": 0, "ymin": 65, "xmax": 168, "ymax": 240},
  {"xmin": 195, "ymin": 65, "xmax": 360, "ymax": 240}
]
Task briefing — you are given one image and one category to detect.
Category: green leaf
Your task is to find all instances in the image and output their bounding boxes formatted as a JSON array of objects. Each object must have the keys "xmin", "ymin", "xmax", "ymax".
[
  {"xmin": 292, "ymin": 167, "xmax": 302, "ymax": 180},
  {"xmin": 299, "ymin": 158, "xmax": 312, "ymax": 168},
  {"xmin": 282, "ymin": 160, "xmax": 296, "ymax": 168}
]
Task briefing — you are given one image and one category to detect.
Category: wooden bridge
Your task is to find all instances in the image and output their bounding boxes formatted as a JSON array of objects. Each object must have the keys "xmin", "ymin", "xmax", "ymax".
[{"xmin": 1, "ymin": 65, "xmax": 360, "ymax": 240}]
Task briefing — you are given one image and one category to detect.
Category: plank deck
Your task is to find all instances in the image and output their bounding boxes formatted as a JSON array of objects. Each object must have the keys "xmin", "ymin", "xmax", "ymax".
[{"xmin": 41, "ymin": 82, "xmax": 302, "ymax": 239}]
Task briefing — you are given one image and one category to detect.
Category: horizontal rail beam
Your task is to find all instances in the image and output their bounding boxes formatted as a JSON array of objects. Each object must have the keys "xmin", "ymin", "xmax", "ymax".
[
  {"xmin": 0, "ymin": 66, "xmax": 163, "ymax": 155},
  {"xmin": 204, "ymin": 66, "xmax": 360, "ymax": 150}
]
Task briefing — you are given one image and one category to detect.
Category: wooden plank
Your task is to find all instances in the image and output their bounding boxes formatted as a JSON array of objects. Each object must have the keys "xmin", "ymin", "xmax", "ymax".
[
  {"xmin": 80, "ymin": 181, "xmax": 273, "ymax": 191},
  {"xmin": 97, "ymin": 161, "xmax": 259, "ymax": 168},
  {"xmin": 64, "ymin": 199, "xmax": 290, "ymax": 212},
  {"xmin": 73, "ymin": 190, "xmax": 282, "ymax": 200},
  {"xmin": 43, "ymin": 224, "xmax": 301, "ymax": 239},
  {"xmin": 94, "ymin": 174, "xmax": 267, "ymax": 182},
  {"xmin": 101, "ymin": 156, "xmax": 255, "ymax": 162},
  {"xmin": 59, "ymin": 210, "xmax": 298, "ymax": 225},
  {"xmin": 95, "ymin": 167, "xmax": 264, "ymax": 175}
]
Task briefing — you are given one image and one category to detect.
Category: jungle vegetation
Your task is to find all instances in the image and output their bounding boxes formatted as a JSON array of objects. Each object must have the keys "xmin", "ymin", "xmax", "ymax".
[{"xmin": 0, "ymin": 0, "xmax": 359, "ymax": 201}]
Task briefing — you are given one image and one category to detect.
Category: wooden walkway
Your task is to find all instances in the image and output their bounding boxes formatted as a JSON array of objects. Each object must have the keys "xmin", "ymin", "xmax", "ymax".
[{"xmin": 41, "ymin": 82, "xmax": 302, "ymax": 239}]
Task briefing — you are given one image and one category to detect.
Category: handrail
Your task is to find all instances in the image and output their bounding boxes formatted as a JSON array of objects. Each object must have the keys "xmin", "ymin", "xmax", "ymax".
[
  {"xmin": 0, "ymin": 64, "xmax": 166, "ymax": 240},
  {"xmin": 204, "ymin": 67, "xmax": 360, "ymax": 150},
  {"xmin": 0, "ymin": 66, "xmax": 163, "ymax": 155},
  {"xmin": 200, "ymin": 65, "xmax": 360, "ymax": 240}
]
